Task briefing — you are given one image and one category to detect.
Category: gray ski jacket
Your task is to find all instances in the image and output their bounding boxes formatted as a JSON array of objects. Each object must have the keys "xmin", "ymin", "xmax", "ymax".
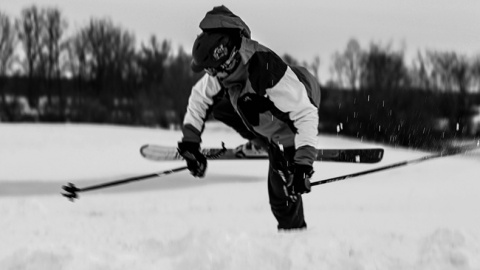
[{"xmin": 181, "ymin": 6, "xmax": 321, "ymax": 166}]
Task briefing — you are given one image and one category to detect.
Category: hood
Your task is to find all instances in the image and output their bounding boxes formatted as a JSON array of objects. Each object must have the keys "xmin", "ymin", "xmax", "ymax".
[{"xmin": 198, "ymin": 5, "xmax": 251, "ymax": 38}]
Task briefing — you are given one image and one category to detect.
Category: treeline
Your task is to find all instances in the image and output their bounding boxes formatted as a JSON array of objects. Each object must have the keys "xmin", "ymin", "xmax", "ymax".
[
  {"xmin": 320, "ymin": 39, "xmax": 480, "ymax": 148},
  {"xmin": 0, "ymin": 6, "xmax": 203, "ymax": 126},
  {"xmin": 1, "ymin": 6, "xmax": 480, "ymax": 148}
]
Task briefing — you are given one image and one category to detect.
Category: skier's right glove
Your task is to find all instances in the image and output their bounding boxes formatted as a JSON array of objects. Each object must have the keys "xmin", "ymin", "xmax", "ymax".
[
  {"xmin": 289, "ymin": 164, "xmax": 313, "ymax": 195},
  {"xmin": 177, "ymin": 141, "xmax": 207, "ymax": 178},
  {"xmin": 283, "ymin": 164, "xmax": 313, "ymax": 202}
]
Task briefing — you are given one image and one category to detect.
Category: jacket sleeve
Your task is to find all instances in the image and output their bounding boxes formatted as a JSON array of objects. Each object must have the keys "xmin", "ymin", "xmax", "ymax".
[
  {"xmin": 182, "ymin": 74, "xmax": 222, "ymax": 143},
  {"xmin": 266, "ymin": 67, "xmax": 319, "ymax": 166}
]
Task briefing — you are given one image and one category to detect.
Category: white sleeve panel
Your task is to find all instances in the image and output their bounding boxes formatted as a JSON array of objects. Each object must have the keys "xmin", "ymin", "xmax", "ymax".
[
  {"xmin": 183, "ymin": 74, "xmax": 222, "ymax": 132},
  {"xmin": 266, "ymin": 67, "xmax": 319, "ymax": 148}
]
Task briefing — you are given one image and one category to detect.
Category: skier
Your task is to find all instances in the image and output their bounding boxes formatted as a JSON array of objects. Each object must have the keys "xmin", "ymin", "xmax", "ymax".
[{"xmin": 177, "ymin": 5, "xmax": 321, "ymax": 230}]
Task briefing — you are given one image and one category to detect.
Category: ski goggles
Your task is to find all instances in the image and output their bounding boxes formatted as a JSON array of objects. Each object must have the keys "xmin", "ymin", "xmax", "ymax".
[{"xmin": 204, "ymin": 47, "xmax": 239, "ymax": 77}]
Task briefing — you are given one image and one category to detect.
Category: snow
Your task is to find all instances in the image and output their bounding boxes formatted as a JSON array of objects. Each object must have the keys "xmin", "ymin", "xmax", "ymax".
[{"xmin": 1, "ymin": 122, "xmax": 479, "ymax": 270}]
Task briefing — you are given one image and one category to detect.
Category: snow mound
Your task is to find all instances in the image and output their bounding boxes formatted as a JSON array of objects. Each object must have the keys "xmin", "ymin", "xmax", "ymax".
[{"xmin": 1, "ymin": 123, "xmax": 480, "ymax": 269}]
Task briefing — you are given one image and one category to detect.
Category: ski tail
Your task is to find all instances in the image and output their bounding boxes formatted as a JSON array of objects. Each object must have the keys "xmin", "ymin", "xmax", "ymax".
[{"xmin": 317, "ymin": 148, "xmax": 384, "ymax": 163}]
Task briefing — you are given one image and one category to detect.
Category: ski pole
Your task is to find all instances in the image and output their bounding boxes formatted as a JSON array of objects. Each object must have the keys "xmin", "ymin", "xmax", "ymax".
[
  {"xmin": 62, "ymin": 166, "xmax": 188, "ymax": 201},
  {"xmin": 62, "ymin": 144, "xmax": 228, "ymax": 201},
  {"xmin": 311, "ymin": 157, "xmax": 430, "ymax": 187},
  {"xmin": 311, "ymin": 143, "xmax": 479, "ymax": 187}
]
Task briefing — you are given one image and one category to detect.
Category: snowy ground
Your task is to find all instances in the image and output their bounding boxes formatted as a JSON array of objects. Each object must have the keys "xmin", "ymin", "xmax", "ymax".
[{"xmin": 1, "ymin": 122, "xmax": 479, "ymax": 270}]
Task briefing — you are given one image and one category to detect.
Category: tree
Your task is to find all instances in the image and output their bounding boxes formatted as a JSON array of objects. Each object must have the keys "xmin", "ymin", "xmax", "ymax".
[
  {"xmin": 135, "ymin": 36, "xmax": 172, "ymax": 125},
  {"xmin": 409, "ymin": 51, "xmax": 431, "ymax": 90},
  {"xmin": 471, "ymin": 55, "xmax": 480, "ymax": 93},
  {"xmin": 65, "ymin": 18, "xmax": 137, "ymax": 123},
  {"xmin": 43, "ymin": 7, "xmax": 67, "ymax": 81},
  {"xmin": 137, "ymin": 36, "xmax": 170, "ymax": 84},
  {"xmin": 72, "ymin": 18, "xmax": 136, "ymax": 96},
  {"xmin": 16, "ymin": 5, "xmax": 46, "ymax": 109},
  {"xmin": 0, "ymin": 11, "xmax": 18, "ymax": 120},
  {"xmin": 360, "ymin": 43, "xmax": 407, "ymax": 90},
  {"xmin": 162, "ymin": 47, "xmax": 203, "ymax": 126},
  {"xmin": 330, "ymin": 38, "xmax": 362, "ymax": 90},
  {"xmin": 40, "ymin": 7, "xmax": 68, "ymax": 120},
  {"xmin": 426, "ymin": 51, "xmax": 474, "ymax": 135},
  {"xmin": 309, "ymin": 55, "xmax": 321, "ymax": 82},
  {"xmin": 282, "ymin": 53, "xmax": 300, "ymax": 66},
  {"xmin": 0, "ymin": 11, "xmax": 16, "ymax": 76},
  {"xmin": 65, "ymin": 31, "xmax": 89, "ymax": 81},
  {"xmin": 426, "ymin": 51, "xmax": 471, "ymax": 92}
]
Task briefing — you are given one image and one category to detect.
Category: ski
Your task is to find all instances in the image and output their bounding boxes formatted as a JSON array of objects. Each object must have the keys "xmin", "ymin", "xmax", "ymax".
[{"xmin": 140, "ymin": 143, "xmax": 384, "ymax": 163}]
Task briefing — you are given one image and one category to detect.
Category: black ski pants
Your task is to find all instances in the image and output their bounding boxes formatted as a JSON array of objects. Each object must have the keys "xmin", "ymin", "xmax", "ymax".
[
  {"xmin": 267, "ymin": 145, "xmax": 307, "ymax": 230},
  {"xmin": 212, "ymin": 97, "xmax": 307, "ymax": 230}
]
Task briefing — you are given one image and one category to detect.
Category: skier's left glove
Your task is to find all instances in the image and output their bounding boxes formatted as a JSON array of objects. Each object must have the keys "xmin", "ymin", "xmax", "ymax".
[
  {"xmin": 287, "ymin": 164, "xmax": 313, "ymax": 199},
  {"xmin": 177, "ymin": 141, "xmax": 207, "ymax": 178}
]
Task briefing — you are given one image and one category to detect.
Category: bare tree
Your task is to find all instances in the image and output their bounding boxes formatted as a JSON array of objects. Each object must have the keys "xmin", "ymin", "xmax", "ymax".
[
  {"xmin": 134, "ymin": 36, "xmax": 172, "ymax": 125},
  {"xmin": 43, "ymin": 7, "xmax": 67, "ymax": 80},
  {"xmin": 16, "ymin": 5, "xmax": 45, "ymax": 108},
  {"xmin": 426, "ymin": 51, "xmax": 471, "ymax": 92},
  {"xmin": 65, "ymin": 33, "xmax": 89, "ymax": 81},
  {"xmin": 282, "ymin": 53, "xmax": 300, "ymax": 66},
  {"xmin": 330, "ymin": 38, "xmax": 362, "ymax": 90},
  {"xmin": 360, "ymin": 43, "xmax": 407, "ymax": 90},
  {"xmin": 471, "ymin": 55, "xmax": 480, "ymax": 93},
  {"xmin": 39, "ymin": 7, "xmax": 68, "ymax": 115},
  {"xmin": 0, "ymin": 11, "xmax": 18, "ymax": 118},
  {"xmin": 137, "ymin": 36, "xmax": 170, "ymax": 83},
  {"xmin": 70, "ymin": 18, "xmax": 136, "ymax": 89},
  {"xmin": 162, "ymin": 46, "xmax": 201, "ymax": 126},
  {"xmin": 309, "ymin": 55, "xmax": 321, "ymax": 82},
  {"xmin": 426, "ymin": 51, "xmax": 475, "ymax": 135},
  {"xmin": 0, "ymin": 11, "xmax": 17, "ymax": 76},
  {"xmin": 409, "ymin": 51, "xmax": 431, "ymax": 90}
]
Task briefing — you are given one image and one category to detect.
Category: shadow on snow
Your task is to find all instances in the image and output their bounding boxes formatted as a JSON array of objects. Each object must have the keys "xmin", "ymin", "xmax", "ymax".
[{"xmin": 0, "ymin": 173, "xmax": 263, "ymax": 198}]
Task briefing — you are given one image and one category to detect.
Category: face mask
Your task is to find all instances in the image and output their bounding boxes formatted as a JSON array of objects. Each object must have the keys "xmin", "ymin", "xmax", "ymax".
[{"xmin": 204, "ymin": 47, "xmax": 239, "ymax": 77}]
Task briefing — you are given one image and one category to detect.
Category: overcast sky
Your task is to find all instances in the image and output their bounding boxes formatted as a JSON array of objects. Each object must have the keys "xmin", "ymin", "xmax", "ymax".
[{"xmin": 2, "ymin": 0, "xmax": 479, "ymax": 82}]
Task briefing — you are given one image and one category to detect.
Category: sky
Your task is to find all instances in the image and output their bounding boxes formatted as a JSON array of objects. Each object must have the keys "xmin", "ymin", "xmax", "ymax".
[{"xmin": 2, "ymin": 0, "xmax": 480, "ymax": 82}]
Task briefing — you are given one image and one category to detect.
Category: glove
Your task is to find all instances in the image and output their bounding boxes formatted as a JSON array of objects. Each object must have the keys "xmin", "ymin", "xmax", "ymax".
[
  {"xmin": 177, "ymin": 141, "xmax": 207, "ymax": 178},
  {"xmin": 285, "ymin": 164, "xmax": 313, "ymax": 200}
]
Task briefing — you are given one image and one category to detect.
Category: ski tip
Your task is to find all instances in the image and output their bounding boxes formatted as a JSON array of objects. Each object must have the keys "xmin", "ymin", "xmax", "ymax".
[{"xmin": 139, "ymin": 144, "xmax": 150, "ymax": 157}]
